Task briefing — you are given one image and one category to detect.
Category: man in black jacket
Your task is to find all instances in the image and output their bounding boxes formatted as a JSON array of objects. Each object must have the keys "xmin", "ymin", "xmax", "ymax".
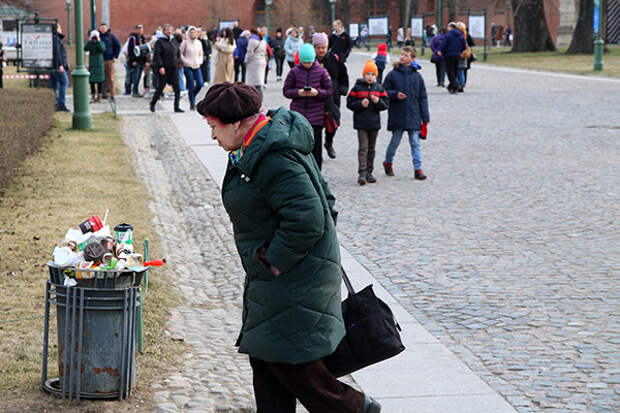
[
  {"xmin": 314, "ymin": 32, "xmax": 348, "ymax": 159},
  {"xmin": 328, "ymin": 19, "xmax": 353, "ymax": 63},
  {"xmin": 127, "ymin": 24, "xmax": 147, "ymax": 97},
  {"xmin": 150, "ymin": 24, "xmax": 183, "ymax": 112},
  {"xmin": 51, "ymin": 23, "xmax": 70, "ymax": 111}
]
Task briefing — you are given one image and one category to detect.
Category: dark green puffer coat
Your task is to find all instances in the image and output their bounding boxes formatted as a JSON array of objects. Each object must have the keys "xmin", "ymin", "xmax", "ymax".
[{"xmin": 221, "ymin": 107, "xmax": 344, "ymax": 364}]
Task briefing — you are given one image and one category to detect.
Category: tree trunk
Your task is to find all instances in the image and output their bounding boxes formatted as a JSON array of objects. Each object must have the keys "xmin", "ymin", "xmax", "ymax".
[
  {"xmin": 510, "ymin": 0, "xmax": 556, "ymax": 52},
  {"xmin": 404, "ymin": 0, "xmax": 412, "ymax": 33},
  {"xmin": 448, "ymin": 0, "xmax": 456, "ymax": 23},
  {"xmin": 567, "ymin": 0, "xmax": 594, "ymax": 53}
]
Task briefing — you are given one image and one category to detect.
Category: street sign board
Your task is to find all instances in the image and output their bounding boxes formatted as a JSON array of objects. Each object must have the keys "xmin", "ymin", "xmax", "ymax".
[
  {"xmin": 349, "ymin": 23, "xmax": 359, "ymax": 38},
  {"xmin": 21, "ymin": 23, "xmax": 54, "ymax": 69}
]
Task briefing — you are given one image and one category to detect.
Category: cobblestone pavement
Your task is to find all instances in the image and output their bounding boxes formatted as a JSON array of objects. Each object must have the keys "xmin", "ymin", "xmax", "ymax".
[
  {"xmin": 266, "ymin": 52, "xmax": 617, "ymax": 412},
  {"xmin": 117, "ymin": 54, "xmax": 619, "ymax": 412}
]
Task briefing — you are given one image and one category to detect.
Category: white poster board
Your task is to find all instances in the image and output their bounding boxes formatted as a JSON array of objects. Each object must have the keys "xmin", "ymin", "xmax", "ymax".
[
  {"xmin": 410, "ymin": 17, "xmax": 423, "ymax": 38},
  {"xmin": 349, "ymin": 23, "xmax": 359, "ymax": 38},
  {"xmin": 219, "ymin": 20, "xmax": 235, "ymax": 31},
  {"xmin": 468, "ymin": 15, "xmax": 485, "ymax": 38},
  {"xmin": 21, "ymin": 23, "xmax": 54, "ymax": 68},
  {"xmin": 368, "ymin": 17, "xmax": 388, "ymax": 36}
]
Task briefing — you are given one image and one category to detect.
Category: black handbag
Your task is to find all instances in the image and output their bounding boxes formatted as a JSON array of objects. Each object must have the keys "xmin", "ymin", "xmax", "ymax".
[{"xmin": 323, "ymin": 267, "xmax": 405, "ymax": 377}]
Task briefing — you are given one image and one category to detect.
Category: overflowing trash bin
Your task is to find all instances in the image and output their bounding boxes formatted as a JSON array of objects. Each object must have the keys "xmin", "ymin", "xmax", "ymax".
[{"xmin": 41, "ymin": 212, "xmax": 164, "ymax": 402}]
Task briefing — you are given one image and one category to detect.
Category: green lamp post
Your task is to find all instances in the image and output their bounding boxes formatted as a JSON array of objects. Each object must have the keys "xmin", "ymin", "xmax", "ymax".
[
  {"xmin": 72, "ymin": 0, "xmax": 92, "ymax": 129},
  {"xmin": 90, "ymin": 0, "xmax": 96, "ymax": 31},
  {"xmin": 330, "ymin": 0, "xmax": 337, "ymax": 23},
  {"xmin": 65, "ymin": 0, "xmax": 72, "ymax": 46},
  {"xmin": 437, "ymin": 0, "xmax": 443, "ymax": 29},
  {"xmin": 593, "ymin": 0, "xmax": 603, "ymax": 71}
]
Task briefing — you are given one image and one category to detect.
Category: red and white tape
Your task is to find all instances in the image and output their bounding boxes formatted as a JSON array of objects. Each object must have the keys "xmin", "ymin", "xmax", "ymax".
[{"xmin": 2, "ymin": 74, "xmax": 50, "ymax": 79}]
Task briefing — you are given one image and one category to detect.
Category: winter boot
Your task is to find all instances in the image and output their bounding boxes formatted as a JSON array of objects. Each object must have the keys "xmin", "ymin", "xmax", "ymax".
[
  {"xmin": 415, "ymin": 169, "xmax": 427, "ymax": 180},
  {"xmin": 383, "ymin": 162, "xmax": 395, "ymax": 176}
]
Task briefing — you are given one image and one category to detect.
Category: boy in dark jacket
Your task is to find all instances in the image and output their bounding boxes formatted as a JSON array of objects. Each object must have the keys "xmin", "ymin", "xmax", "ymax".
[
  {"xmin": 382, "ymin": 46, "xmax": 430, "ymax": 180},
  {"xmin": 347, "ymin": 60, "xmax": 388, "ymax": 185}
]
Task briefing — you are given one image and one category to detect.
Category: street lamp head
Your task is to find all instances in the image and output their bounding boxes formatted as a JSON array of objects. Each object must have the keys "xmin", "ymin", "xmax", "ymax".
[
  {"xmin": 265, "ymin": 0, "xmax": 273, "ymax": 5},
  {"xmin": 65, "ymin": 0, "xmax": 71, "ymax": 5},
  {"xmin": 329, "ymin": 0, "xmax": 337, "ymax": 3}
]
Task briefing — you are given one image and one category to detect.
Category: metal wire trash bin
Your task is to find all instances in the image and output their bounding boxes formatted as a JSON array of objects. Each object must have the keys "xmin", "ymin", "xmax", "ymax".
[{"xmin": 41, "ymin": 263, "xmax": 145, "ymax": 402}]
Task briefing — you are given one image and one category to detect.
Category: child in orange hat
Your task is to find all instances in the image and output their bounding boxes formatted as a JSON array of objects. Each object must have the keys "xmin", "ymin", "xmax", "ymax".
[{"xmin": 346, "ymin": 60, "xmax": 389, "ymax": 185}]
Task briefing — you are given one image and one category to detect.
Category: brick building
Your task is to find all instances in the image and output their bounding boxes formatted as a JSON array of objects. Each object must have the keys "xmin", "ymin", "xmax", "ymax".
[{"xmin": 27, "ymin": 0, "xmax": 566, "ymax": 44}]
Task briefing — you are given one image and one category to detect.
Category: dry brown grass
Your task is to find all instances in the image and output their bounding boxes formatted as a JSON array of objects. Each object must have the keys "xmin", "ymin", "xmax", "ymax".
[
  {"xmin": 0, "ymin": 88, "xmax": 55, "ymax": 196},
  {"xmin": 0, "ymin": 112, "xmax": 185, "ymax": 412}
]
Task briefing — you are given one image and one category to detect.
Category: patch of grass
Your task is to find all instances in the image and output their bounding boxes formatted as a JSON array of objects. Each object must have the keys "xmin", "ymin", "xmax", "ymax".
[
  {"xmin": 475, "ymin": 44, "xmax": 620, "ymax": 77},
  {"xmin": 0, "ymin": 112, "xmax": 185, "ymax": 411},
  {"xmin": 0, "ymin": 88, "xmax": 55, "ymax": 196}
]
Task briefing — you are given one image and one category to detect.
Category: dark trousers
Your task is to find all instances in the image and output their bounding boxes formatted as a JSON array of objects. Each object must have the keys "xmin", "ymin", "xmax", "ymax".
[
  {"xmin": 287, "ymin": 60, "xmax": 295, "ymax": 69},
  {"xmin": 275, "ymin": 54, "xmax": 285, "ymax": 77},
  {"xmin": 130, "ymin": 61, "xmax": 145, "ymax": 94},
  {"xmin": 200, "ymin": 58, "xmax": 211, "ymax": 83},
  {"xmin": 150, "ymin": 67, "xmax": 181, "ymax": 109},
  {"xmin": 377, "ymin": 69, "xmax": 384, "ymax": 84},
  {"xmin": 234, "ymin": 59, "xmax": 246, "ymax": 82},
  {"xmin": 250, "ymin": 357, "xmax": 365, "ymax": 413},
  {"xmin": 357, "ymin": 129, "xmax": 378, "ymax": 175},
  {"xmin": 90, "ymin": 82, "xmax": 103, "ymax": 95},
  {"xmin": 445, "ymin": 55, "xmax": 460, "ymax": 92},
  {"xmin": 434, "ymin": 60, "xmax": 446, "ymax": 86},
  {"xmin": 312, "ymin": 125, "xmax": 324, "ymax": 170},
  {"xmin": 0, "ymin": 66, "xmax": 3, "ymax": 88}
]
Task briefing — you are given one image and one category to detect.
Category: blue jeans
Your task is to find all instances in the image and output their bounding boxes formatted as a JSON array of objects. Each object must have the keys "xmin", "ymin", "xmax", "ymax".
[
  {"xmin": 131, "ymin": 61, "xmax": 145, "ymax": 94},
  {"xmin": 178, "ymin": 70, "xmax": 186, "ymax": 91},
  {"xmin": 183, "ymin": 67, "xmax": 203, "ymax": 106},
  {"xmin": 385, "ymin": 129, "xmax": 422, "ymax": 170},
  {"xmin": 457, "ymin": 67, "xmax": 466, "ymax": 87},
  {"xmin": 49, "ymin": 70, "xmax": 69, "ymax": 107}
]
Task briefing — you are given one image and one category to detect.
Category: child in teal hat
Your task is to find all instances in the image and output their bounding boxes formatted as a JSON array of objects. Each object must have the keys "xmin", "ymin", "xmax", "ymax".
[{"xmin": 299, "ymin": 43, "xmax": 316, "ymax": 63}]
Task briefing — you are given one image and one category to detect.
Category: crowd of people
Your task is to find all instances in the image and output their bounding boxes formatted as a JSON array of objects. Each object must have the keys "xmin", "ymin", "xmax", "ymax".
[{"xmin": 46, "ymin": 19, "xmax": 484, "ymax": 184}]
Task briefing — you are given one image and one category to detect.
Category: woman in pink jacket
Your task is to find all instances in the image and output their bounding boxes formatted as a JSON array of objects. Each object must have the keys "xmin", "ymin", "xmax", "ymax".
[{"xmin": 180, "ymin": 26, "xmax": 204, "ymax": 110}]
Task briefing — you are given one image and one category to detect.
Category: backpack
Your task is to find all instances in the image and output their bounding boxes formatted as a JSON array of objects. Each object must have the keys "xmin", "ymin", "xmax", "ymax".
[{"xmin": 122, "ymin": 38, "xmax": 130, "ymax": 56}]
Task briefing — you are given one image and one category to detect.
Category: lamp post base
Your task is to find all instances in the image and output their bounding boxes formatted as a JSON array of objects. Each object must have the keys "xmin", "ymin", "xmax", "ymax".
[
  {"xmin": 593, "ymin": 37, "xmax": 603, "ymax": 71},
  {"xmin": 71, "ymin": 67, "xmax": 92, "ymax": 130}
]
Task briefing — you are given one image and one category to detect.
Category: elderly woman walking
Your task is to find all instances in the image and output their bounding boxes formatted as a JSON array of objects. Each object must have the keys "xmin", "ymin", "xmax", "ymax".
[
  {"xmin": 196, "ymin": 82, "xmax": 381, "ymax": 413},
  {"xmin": 245, "ymin": 27, "xmax": 268, "ymax": 99},
  {"xmin": 212, "ymin": 28, "xmax": 236, "ymax": 85},
  {"xmin": 283, "ymin": 44, "xmax": 333, "ymax": 170}
]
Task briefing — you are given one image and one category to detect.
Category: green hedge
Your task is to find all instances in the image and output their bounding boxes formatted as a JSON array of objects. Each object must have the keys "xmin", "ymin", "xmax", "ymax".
[{"xmin": 0, "ymin": 88, "xmax": 55, "ymax": 196}]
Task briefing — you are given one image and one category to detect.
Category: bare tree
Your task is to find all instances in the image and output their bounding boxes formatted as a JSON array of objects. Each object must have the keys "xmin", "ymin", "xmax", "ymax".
[
  {"xmin": 567, "ymin": 0, "xmax": 594, "ymax": 53},
  {"xmin": 510, "ymin": 0, "xmax": 556, "ymax": 52}
]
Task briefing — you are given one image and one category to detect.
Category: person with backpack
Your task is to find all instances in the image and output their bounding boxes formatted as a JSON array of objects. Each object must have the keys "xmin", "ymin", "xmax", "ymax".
[
  {"xmin": 269, "ymin": 28, "xmax": 286, "ymax": 81},
  {"xmin": 382, "ymin": 46, "xmax": 430, "ymax": 180},
  {"xmin": 372, "ymin": 43, "xmax": 390, "ymax": 83},
  {"xmin": 313, "ymin": 32, "xmax": 348, "ymax": 160},
  {"xmin": 347, "ymin": 60, "xmax": 389, "ymax": 185},
  {"xmin": 126, "ymin": 24, "xmax": 147, "ymax": 97}
]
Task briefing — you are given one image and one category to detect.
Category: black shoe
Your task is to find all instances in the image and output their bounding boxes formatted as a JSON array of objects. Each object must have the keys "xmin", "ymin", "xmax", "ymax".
[
  {"xmin": 149, "ymin": 102, "xmax": 155, "ymax": 112},
  {"xmin": 363, "ymin": 395, "xmax": 381, "ymax": 413},
  {"xmin": 457, "ymin": 87, "xmax": 464, "ymax": 93},
  {"xmin": 174, "ymin": 107, "xmax": 185, "ymax": 113},
  {"xmin": 357, "ymin": 174, "xmax": 367, "ymax": 185},
  {"xmin": 56, "ymin": 105, "xmax": 70, "ymax": 112},
  {"xmin": 132, "ymin": 93, "xmax": 144, "ymax": 98},
  {"xmin": 325, "ymin": 145, "xmax": 336, "ymax": 159},
  {"xmin": 190, "ymin": 104, "xmax": 195, "ymax": 111},
  {"xmin": 102, "ymin": 94, "xmax": 108, "ymax": 99},
  {"xmin": 366, "ymin": 173, "xmax": 377, "ymax": 183}
]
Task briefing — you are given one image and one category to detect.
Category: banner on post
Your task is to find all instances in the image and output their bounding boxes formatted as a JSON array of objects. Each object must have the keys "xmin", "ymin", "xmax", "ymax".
[
  {"xmin": 410, "ymin": 17, "xmax": 423, "ymax": 38},
  {"xmin": 468, "ymin": 15, "xmax": 485, "ymax": 38},
  {"xmin": 21, "ymin": 23, "xmax": 54, "ymax": 69},
  {"xmin": 368, "ymin": 17, "xmax": 388, "ymax": 36},
  {"xmin": 349, "ymin": 23, "xmax": 359, "ymax": 38}
]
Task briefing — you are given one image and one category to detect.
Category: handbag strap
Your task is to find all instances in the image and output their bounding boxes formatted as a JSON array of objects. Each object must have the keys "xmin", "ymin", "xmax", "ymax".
[{"xmin": 340, "ymin": 266, "xmax": 356, "ymax": 295}]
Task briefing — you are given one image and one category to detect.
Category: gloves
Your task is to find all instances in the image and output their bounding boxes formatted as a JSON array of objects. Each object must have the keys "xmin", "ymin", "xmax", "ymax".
[{"xmin": 420, "ymin": 122, "xmax": 428, "ymax": 140}]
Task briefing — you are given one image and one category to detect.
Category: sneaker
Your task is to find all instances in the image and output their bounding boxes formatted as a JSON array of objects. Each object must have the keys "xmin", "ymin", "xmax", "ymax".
[
  {"xmin": 383, "ymin": 162, "xmax": 394, "ymax": 176},
  {"xmin": 132, "ymin": 93, "xmax": 144, "ymax": 98},
  {"xmin": 325, "ymin": 144, "xmax": 336, "ymax": 159},
  {"xmin": 415, "ymin": 169, "xmax": 427, "ymax": 180},
  {"xmin": 357, "ymin": 175, "xmax": 367, "ymax": 185},
  {"xmin": 56, "ymin": 105, "xmax": 70, "ymax": 112},
  {"xmin": 174, "ymin": 107, "xmax": 185, "ymax": 113},
  {"xmin": 366, "ymin": 173, "xmax": 377, "ymax": 183}
]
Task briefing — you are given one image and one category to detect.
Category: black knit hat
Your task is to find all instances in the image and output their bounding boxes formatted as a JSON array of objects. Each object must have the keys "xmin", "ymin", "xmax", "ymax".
[{"xmin": 197, "ymin": 82, "xmax": 262, "ymax": 124}]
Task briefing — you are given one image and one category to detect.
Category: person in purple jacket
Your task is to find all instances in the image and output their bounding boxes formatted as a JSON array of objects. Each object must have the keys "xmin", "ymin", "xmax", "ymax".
[{"xmin": 283, "ymin": 43, "xmax": 333, "ymax": 169}]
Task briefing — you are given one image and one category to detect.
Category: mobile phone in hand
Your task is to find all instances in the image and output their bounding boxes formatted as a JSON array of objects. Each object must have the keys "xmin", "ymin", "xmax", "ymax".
[{"xmin": 303, "ymin": 86, "xmax": 311, "ymax": 92}]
